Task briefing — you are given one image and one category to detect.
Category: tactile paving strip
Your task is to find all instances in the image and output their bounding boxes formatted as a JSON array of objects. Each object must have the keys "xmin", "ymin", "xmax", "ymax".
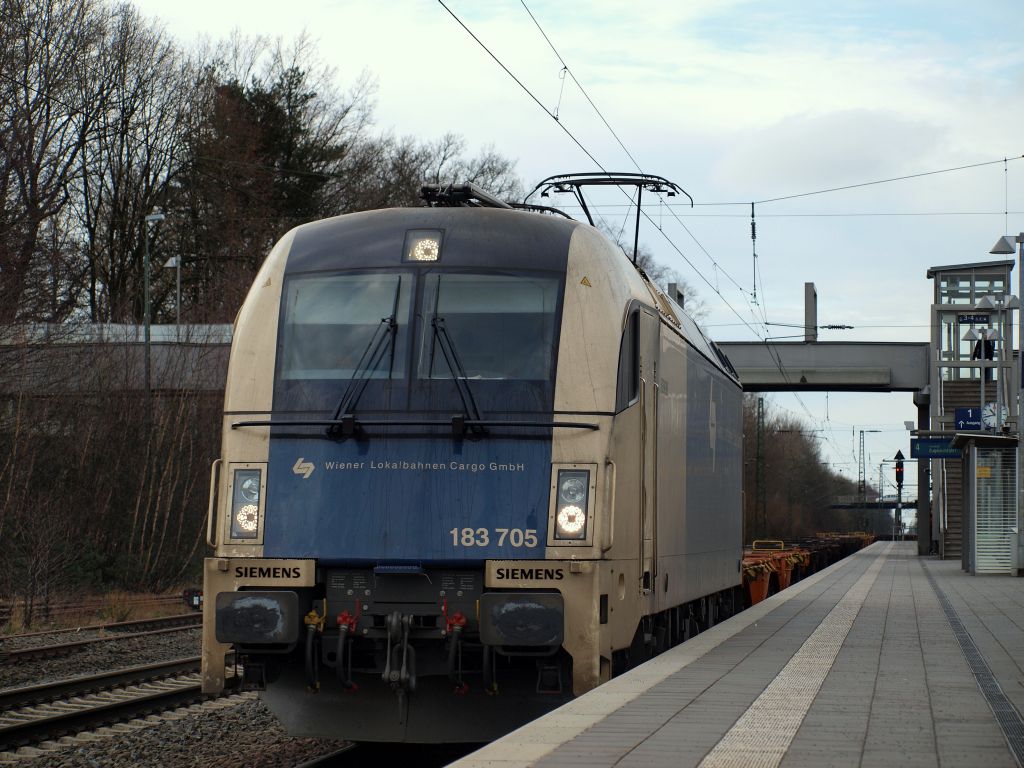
[
  {"xmin": 923, "ymin": 563, "xmax": 1024, "ymax": 767},
  {"xmin": 696, "ymin": 543, "xmax": 891, "ymax": 768}
]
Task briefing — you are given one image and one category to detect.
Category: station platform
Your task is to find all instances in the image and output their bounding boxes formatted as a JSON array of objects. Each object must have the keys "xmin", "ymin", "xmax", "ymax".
[{"xmin": 454, "ymin": 541, "xmax": 1024, "ymax": 768}]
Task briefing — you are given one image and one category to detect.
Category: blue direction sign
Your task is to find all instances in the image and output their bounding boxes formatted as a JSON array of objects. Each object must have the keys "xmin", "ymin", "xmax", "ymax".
[
  {"xmin": 954, "ymin": 407, "xmax": 982, "ymax": 431},
  {"xmin": 911, "ymin": 438, "xmax": 961, "ymax": 459}
]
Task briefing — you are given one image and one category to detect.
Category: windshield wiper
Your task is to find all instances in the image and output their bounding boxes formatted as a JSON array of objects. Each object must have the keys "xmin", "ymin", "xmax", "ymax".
[
  {"xmin": 323, "ymin": 315, "xmax": 396, "ymax": 436},
  {"xmin": 431, "ymin": 316, "xmax": 485, "ymax": 435},
  {"xmin": 325, "ymin": 278, "xmax": 403, "ymax": 437}
]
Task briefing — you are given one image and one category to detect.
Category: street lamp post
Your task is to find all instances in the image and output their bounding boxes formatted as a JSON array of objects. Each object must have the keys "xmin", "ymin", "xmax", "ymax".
[
  {"xmin": 143, "ymin": 207, "xmax": 165, "ymax": 395},
  {"xmin": 985, "ymin": 295, "xmax": 1019, "ymax": 430},
  {"xmin": 990, "ymin": 233, "xmax": 1024, "ymax": 571}
]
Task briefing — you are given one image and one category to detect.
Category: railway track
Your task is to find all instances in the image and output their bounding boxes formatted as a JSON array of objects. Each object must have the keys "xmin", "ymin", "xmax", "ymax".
[
  {"xmin": 0, "ymin": 595, "xmax": 187, "ymax": 629},
  {"xmin": 0, "ymin": 655, "xmax": 233, "ymax": 751},
  {"xmin": 1, "ymin": 613, "xmax": 201, "ymax": 663}
]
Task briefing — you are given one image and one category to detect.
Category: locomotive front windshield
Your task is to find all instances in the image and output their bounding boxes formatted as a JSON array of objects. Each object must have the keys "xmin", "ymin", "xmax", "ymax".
[
  {"xmin": 279, "ymin": 273, "xmax": 411, "ymax": 381},
  {"xmin": 274, "ymin": 270, "xmax": 562, "ymax": 414},
  {"xmin": 418, "ymin": 274, "xmax": 559, "ymax": 381}
]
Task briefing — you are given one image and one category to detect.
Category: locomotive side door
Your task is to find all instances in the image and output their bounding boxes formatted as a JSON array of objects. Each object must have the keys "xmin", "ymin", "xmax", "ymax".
[{"xmin": 638, "ymin": 308, "xmax": 659, "ymax": 594}]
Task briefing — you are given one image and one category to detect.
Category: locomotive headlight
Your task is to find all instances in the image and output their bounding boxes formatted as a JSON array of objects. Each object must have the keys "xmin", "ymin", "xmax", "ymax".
[
  {"xmin": 554, "ymin": 469, "xmax": 590, "ymax": 540},
  {"xmin": 239, "ymin": 475, "xmax": 260, "ymax": 503},
  {"xmin": 404, "ymin": 230, "xmax": 442, "ymax": 262},
  {"xmin": 559, "ymin": 476, "xmax": 586, "ymax": 504},
  {"xmin": 556, "ymin": 505, "xmax": 586, "ymax": 537},
  {"xmin": 230, "ymin": 468, "xmax": 263, "ymax": 540},
  {"xmin": 235, "ymin": 504, "xmax": 259, "ymax": 532}
]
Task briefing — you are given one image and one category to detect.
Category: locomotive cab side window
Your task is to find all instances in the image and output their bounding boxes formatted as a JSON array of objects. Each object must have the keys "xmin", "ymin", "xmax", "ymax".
[{"xmin": 615, "ymin": 307, "xmax": 640, "ymax": 412}]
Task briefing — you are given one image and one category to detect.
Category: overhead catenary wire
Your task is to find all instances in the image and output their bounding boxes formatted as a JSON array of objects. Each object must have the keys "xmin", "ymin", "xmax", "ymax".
[
  {"xmin": 695, "ymin": 154, "xmax": 1024, "ymax": 207},
  {"xmin": 499, "ymin": 1, "xmax": 815, "ymax": 419},
  {"xmin": 439, "ymin": 2, "xmax": 765, "ymax": 335},
  {"xmin": 519, "ymin": 0, "xmax": 644, "ymax": 174},
  {"xmin": 518, "ymin": 0, "xmax": 756, "ymax": 308},
  {"xmin": 445, "ymin": 2, "xmax": 994, "ymax": 432},
  {"xmin": 547, "ymin": 205, "xmax": 1024, "ymax": 218},
  {"xmin": 445, "ymin": 5, "xmax": 817, "ymax": 421},
  {"xmin": 1005, "ymin": 157, "xmax": 1010, "ymax": 233},
  {"xmin": 436, "ymin": 0, "xmax": 605, "ymax": 172}
]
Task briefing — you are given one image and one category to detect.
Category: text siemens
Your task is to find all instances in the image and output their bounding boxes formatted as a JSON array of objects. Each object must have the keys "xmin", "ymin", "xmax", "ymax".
[
  {"xmin": 495, "ymin": 567, "xmax": 564, "ymax": 580},
  {"xmin": 234, "ymin": 566, "xmax": 302, "ymax": 579}
]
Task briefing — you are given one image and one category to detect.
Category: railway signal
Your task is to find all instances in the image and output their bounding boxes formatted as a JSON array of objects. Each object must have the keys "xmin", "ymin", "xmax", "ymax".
[{"xmin": 894, "ymin": 450, "xmax": 905, "ymax": 493}]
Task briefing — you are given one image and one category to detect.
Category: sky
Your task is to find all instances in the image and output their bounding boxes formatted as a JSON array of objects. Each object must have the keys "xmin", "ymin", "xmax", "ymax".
[{"xmin": 130, "ymin": 0, "xmax": 1024, "ymax": 491}]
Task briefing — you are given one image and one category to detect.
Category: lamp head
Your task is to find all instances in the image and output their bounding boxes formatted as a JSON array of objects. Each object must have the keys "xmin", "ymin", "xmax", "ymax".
[{"xmin": 990, "ymin": 235, "xmax": 1016, "ymax": 255}]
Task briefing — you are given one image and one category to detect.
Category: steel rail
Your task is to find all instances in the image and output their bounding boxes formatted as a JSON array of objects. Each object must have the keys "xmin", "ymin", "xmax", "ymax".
[
  {"xmin": 0, "ymin": 655, "xmax": 235, "ymax": 750},
  {"xmin": 1, "ymin": 594, "xmax": 182, "ymax": 620},
  {"xmin": 3, "ymin": 612, "xmax": 200, "ymax": 645},
  {"xmin": 0, "ymin": 656, "xmax": 203, "ymax": 711},
  {"xmin": 2, "ymin": 620, "xmax": 202, "ymax": 663}
]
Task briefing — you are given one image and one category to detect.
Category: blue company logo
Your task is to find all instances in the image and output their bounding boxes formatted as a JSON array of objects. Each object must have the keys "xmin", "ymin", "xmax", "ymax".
[{"xmin": 292, "ymin": 457, "xmax": 315, "ymax": 479}]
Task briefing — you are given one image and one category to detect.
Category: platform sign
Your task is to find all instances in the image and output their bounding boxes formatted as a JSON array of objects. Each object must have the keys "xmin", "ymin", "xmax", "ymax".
[
  {"xmin": 911, "ymin": 438, "xmax": 961, "ymax": 459},
  {"xmin": 954, "ymin": 407, "xmax": 982, "ymax": 431},
  {"xmin": 958, "ymin": 313, "xmax": 990, "ymax": 324}
]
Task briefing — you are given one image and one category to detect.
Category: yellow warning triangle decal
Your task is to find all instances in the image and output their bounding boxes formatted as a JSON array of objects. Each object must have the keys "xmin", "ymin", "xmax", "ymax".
[{"xmin": 580, "ymin": 276, "xmax": 592, "ymax": 287}]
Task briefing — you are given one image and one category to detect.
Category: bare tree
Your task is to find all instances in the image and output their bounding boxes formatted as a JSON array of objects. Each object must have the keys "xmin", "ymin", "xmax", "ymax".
[
  {"xmin": 0, "ymin": 0, "xmax": 104, "ymax": 322},
  {"xmin": 167, "ymin": 34, "xmax": 523, "ymax": 321},
  {"xmin": 0, "ymin": 330, "xmax": 221, "ymax": 606},
  {"xmin": 421, "ymin": 132, "xmax": 523, "ymax": 201},
  {"xmin": 0, "ymin": 12, "xmax": 533, "ymax": 608},
  {"xmin": 73, "ymin": 3, "xmax": 194, "ymax": 322},
  {"xmin": 742, "ymin": 395, "xmax": 864, "ymax": 541}
]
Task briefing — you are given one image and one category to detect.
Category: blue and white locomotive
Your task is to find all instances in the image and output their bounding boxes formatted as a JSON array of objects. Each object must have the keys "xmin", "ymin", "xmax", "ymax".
[{"xmin": 201, "ymin": 175, "xmax": 743, "ymax": 743}]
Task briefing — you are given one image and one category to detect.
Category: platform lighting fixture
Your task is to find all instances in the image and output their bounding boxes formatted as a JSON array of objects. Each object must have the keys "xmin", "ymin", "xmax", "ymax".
[{"xmin": 143, "ymin": 207, "xmax": 165, "ymax": 397}]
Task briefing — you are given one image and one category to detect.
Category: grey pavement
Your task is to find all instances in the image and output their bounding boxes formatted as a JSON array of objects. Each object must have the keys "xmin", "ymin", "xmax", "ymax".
[{"xmin": 453, "ymin": 542, "xmax": 1024, "ymax": 768}]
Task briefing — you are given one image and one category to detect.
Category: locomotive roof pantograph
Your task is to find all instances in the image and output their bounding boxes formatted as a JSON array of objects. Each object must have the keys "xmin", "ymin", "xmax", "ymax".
[{"xmin": 526, "ymin": 172, "xmax": 694, "ymax": 264}]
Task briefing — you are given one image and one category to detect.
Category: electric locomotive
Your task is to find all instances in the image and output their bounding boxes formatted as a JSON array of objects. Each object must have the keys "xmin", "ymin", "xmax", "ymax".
[{"xmin": 201, "ymin": 175, "xmax": 743, "ymax": 743}]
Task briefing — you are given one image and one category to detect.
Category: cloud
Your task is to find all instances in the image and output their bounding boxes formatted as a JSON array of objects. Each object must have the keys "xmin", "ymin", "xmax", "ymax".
[{"xmin": 713, "ymin": 109, "xmax": 946, "ymax": 193}]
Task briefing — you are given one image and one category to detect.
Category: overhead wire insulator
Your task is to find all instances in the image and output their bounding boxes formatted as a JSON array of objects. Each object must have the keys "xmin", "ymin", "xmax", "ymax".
[
  {"xmin": 552, "ymin": 66, "xmax": 567, "ymax": 121},
  {"xmin": 751, "ymin": 202, "xmax": 758, "ymax": 305}
]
